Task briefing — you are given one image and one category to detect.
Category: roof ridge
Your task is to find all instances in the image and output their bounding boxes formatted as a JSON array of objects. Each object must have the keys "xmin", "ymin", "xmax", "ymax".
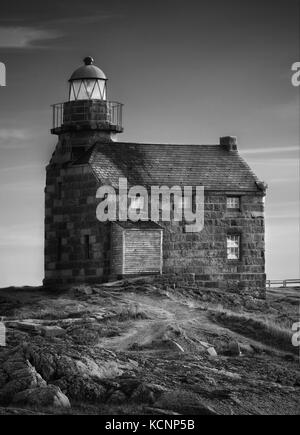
[
  {"xmin": 72, "ymin": 141, "xmax": 261, "ymax": 192},
  {"xmin": 103, "ymin": 142, "xmax": 220, "ymax": 147}
]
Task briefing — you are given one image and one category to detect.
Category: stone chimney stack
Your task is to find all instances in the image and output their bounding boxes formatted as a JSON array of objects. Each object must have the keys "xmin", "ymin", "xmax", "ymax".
[{"xmin": 220, "ymin": 136, "xmax": 238, "ymax": 151}]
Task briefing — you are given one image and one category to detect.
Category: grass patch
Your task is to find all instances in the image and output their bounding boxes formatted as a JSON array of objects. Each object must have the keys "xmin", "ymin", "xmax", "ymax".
[
  {"xmin": 113, "ymin": 304, "xmax": 149, "ymax": 322},
  {"xmin": 210, "ymin": 307, "xmax": 296, "ymax": 355}
]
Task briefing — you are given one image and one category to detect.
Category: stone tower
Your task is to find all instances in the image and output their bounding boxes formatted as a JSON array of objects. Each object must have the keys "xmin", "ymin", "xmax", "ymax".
[{"xmin": 44, "ymin": 57, "xmax": 123, "ymax": 285}]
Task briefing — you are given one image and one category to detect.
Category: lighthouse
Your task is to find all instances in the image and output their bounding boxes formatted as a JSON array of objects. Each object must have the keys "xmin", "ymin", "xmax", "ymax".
[
  {"xmin": 44, "ymin": 57, "xmax": 266, "ymax": 299},
  {"xmin": 45, "ymin": 57, "xmax": 125, "ymax": 285}
]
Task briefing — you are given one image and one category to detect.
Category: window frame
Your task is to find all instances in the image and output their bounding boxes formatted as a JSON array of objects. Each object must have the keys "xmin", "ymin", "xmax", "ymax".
[
  {"xmin": 226, "ymin": 196, "xmax": 241, "ymax": 211},
  {"xmin": 84, "ymin": 235, "xmax": 91, "ymax": 260},
  {"xmin": 57, "ymin": 182, "xmax": 62, "ymax": 200},
  {"xmin": 226, "ymin": 234, "xmax": 241, "ymax": 261},
  {"xmin": 57, "ymin": 237, "xmax": 62, "ymax": 262}
]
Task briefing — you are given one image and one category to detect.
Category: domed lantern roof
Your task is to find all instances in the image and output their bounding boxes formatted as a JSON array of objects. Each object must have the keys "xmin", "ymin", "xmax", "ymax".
[{"xmin": 68, "ymin": 57, "xmax": 107, "ymax": 101}]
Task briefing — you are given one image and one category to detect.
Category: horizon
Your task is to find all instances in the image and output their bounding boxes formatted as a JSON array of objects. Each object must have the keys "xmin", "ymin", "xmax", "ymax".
[{"xmin": 0, "ymin": 0, "xmax": 299, "ymax": 286}]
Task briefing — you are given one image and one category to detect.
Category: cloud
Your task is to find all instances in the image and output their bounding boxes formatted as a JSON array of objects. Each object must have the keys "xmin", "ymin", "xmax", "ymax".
[
  {"xmin": 241, "ymin": 146, "xmax": 299, "ymax": 155},
  {"xmin": 0, "ymin": 26, "xmax": 62, "ymax": 48},
  {"xmin": 0, "ymin": 128, "xmax": 35, "ymax": 149},
  {"xmin": 0, "ymin": 128, "xmax": 30, "ymax": 140},
  {"xmin": 0, "ymin": 12, "xmax": 117, "ymax": 49},
  {"xmin": 247, "ymin": 157, "xmax": 298, "ymax": 167}
]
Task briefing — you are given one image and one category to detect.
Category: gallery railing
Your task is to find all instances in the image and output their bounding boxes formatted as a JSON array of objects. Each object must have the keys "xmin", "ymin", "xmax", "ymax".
[{"xmin": 51, "ymin": 100, "xmax": 123, "ymax": 132}]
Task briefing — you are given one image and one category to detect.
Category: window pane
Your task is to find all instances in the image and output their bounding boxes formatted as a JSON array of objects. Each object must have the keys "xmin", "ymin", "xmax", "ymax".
[
  {"xmin": 84, "ymin": 235, "xmax": 90, "ymax": 260},
  {"xmin": 227, "ymin": 235, "xmax": 240, "ymax": 259},
  {"xmin": 70, "ymin": 81, "xmax": 83, "ymax": 100},
  {"xmin": 57, "ymin": 237, "xmax": 62, "ymax": 262},
  {"xmin": 227, "ymin": 197, "xmax": 240, "ymax": 209},
  {"xmin": 227, "ymin": 250, "xmax": 237, "ymax": 260},
  {"xmin": 94, "ymin": 80, "xmax": 107, "ymax": 100},
  {"xmin": 76, "ymin": 80, "xmax": 91, "ymax": 100},
  {"xmin": 69, "ymin": 79, "xmax": 106, "ymax": 101}
]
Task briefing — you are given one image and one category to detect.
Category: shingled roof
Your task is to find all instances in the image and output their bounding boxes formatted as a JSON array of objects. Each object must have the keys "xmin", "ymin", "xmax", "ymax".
[{"xmin": 75, "ymin": 142, "xmax": 261, "ymax": 192}]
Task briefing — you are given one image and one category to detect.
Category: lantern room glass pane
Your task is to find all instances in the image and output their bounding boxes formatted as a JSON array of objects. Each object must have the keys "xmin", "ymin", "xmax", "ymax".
[{"xmin": 69, "ymin": 79, "xmax": 106, "ymax": 101}]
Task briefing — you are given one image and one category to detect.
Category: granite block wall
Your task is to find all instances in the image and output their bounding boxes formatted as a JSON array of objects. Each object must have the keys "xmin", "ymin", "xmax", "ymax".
[
  {"xmin": 44, "ymin": 164, "xmax": 110, "ymax": 286},
  {"xmin": 44, "ymin": 164, "xmax": 265, "ymax": 297},
  {"xmin": 161, "ymin": 193, "xmax": 266, "ymax": 298}
]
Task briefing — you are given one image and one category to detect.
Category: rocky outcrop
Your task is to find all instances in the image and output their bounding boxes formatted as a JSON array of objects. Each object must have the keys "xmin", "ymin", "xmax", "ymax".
[
  {"xmin": 1, "ymin": 283, "xmax": 299, "ymax": 415},
  {"xmin": 12, "ymin": 385, "xmax": 70, "ymax": 408},
  {"xmin": 0, "ymin": 348, "xmax": 69, "ymax": 409},
  {"xmin": 154, "ymin": 390, "xmax": 218, "ymax": 415},
  {"xmin": 0, "ymin": 336, "xmax": 140, "ymax": 409},
  {"xmin": 0, "ymin": 348, "xmax": 46, "ymax": 404},
  {"xmin": 6, "ymin": 322, "xmax": 66, "ymax": 338}
]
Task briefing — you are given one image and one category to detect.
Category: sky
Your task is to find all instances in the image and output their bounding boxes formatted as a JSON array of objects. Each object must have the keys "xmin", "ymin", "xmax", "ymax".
[{"xmin": 0, "ymin": 0, "xmax": 299, "ymax": 286}]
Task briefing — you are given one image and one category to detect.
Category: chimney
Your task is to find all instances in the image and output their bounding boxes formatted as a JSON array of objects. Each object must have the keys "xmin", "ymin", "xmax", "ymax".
[{"xmin": 220, "ymin": 136, "xmax": 237, "ymax": 151}]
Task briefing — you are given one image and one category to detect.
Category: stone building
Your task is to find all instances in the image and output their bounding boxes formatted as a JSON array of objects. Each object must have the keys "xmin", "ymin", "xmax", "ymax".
[{"xmin": 44, "ymin": 58, "xmax": 267, "ymax": 297}]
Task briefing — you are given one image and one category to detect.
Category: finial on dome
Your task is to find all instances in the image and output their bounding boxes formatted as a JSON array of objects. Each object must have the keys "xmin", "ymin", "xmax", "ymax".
[{"xmin": 83, "ymin": 56, "xmax": 94, "ymax": 66}]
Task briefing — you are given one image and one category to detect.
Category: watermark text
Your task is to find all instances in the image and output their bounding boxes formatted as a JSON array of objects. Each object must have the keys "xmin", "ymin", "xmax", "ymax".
[
  {"xmin": 0, "ymin": 319, "xmax": 6, "ymax": 347},
  {"xmin": 0, "ymin": 62, "xmax": 6, "ymax": 87},
  {"xmin": 292, "ymin": 322, "xmax": 300, "ymax": 347},
  {"xmin": 96, "ymin": 178, "xmax": 205, "ymax": 233},
  {"xmin": 291, "ymin": 62, "xmax": 300, "ymax": 87}
]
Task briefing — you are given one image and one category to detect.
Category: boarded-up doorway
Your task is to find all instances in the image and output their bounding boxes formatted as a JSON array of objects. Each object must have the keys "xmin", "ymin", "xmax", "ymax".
[{"xmin": 111, "ymin": 221, "xmax": 163, "ymax": 278}]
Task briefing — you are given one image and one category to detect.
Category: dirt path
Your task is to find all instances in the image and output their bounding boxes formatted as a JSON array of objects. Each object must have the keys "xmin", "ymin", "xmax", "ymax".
[{"xmin": 98, "ymin": 292, "xmax": 232, "ymax": 351}]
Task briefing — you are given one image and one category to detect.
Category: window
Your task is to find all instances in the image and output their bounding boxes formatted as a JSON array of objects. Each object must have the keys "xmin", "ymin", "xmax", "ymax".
[
  {"xmin": 227, "ymin": 235, "xmax": 240, "ymax": 260},
  {"xmin": 58, "ymin": 182, "xmax": 62, "ymax": 200},
  {"xmin": 57, "ymin": 237, "xmax": 62, "ymax": 262},
  {"xmin": 69, "ymin": 78, "xmax": 107, "ymax": 101},
  {"xmin": 227, "ymin": 196, "xmax": 240, "ymax": 210},
  {"xmin": 84, "ymin": 235, "xmax": 91, "ymax": 260}
]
